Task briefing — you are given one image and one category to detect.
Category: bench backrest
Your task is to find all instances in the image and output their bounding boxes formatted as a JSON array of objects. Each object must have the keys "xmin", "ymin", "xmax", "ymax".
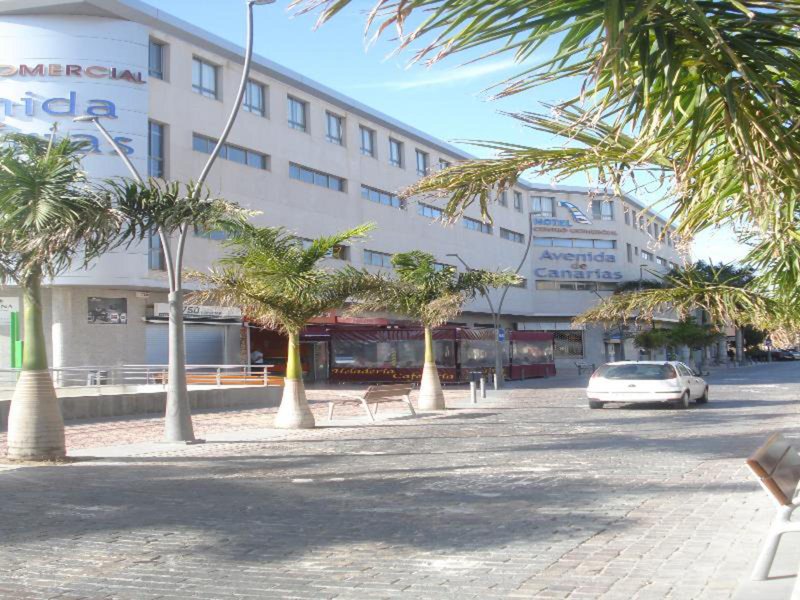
[
  {"xmin": 747, "ymin": 433, "xmax": 800, "ymax": 506},
  {"xmin": 364, "ymin": 384, "xmax": 412, "ymax": 401}
]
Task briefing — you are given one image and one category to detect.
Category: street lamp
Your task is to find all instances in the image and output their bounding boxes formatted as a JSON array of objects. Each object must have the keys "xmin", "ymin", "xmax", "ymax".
[
  {"xmin": 447, "ymin": 212, "xmax": 536, "ymax": 389},
  {"xmin": 73, "ymin": 0, "xmax": 273, "ymax": 443}
]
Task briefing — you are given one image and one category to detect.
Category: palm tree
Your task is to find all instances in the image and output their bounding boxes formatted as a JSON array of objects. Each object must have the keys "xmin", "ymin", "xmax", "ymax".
[
  {"xmin": 190, "ymin": 223, "xmax": 378, "ymax": 429},
  {"xmin": 358, "ymin": 251, "xmax": 520, "ymax": 410},
  {"xmin": 294, "ymin": 1, "xmax": 800, "ymax": 327},
  {"xmin": 574, "ymin": 262, "xmax": 775, "ymax": 351},
  {"xmin": 0, "ymin": 134, "xmax": 123, "ymax": 459},
  {"xmin": 110, "ymin": 179, "xmax": 250, "ymax": 440}
]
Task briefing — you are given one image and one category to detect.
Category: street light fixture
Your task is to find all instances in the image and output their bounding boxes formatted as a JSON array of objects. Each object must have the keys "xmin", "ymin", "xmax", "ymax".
[
  {"xmin": 446, "ymin": 212, "xmax": 536, "ymax": 389},
  {"xmin": 73, "ymin": 0, "xmax": 272, "ymax": 443}
]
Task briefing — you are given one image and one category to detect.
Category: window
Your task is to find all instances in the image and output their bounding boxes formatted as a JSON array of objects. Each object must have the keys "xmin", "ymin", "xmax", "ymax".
[
  {"xmin": 149, "ymin": 40, "xmax": 165, "ymax": 80},
  {"xmin": 287, "ymin": 96, "xmax": 307, "ymax": 131},
  {"xmin": 641, "ymin": 250, "xmax": 653, "ymax": 261},
  {"xmin": 415, "ymin": 149, "xmax": 429, "ymax": 176},
  {"xmin": 624, "ymin": 209, "xmax": 630, "ymax": 225},
  {"xmin": 148, "ymin": 121, "xmax": 165, "ymax": 178},
  {"xmin": 194, "ymin": 226, "xmax": 228, "ymax": 241},
  {"xmin": 243, "ymin": 80, "xmax": 265, "ymax": 116},
  {"xmin": 500, "ymin": 228, "xmax": 524, "ymax": 243},
  {"xmin": 439, "ymin": 159, "xmax": 451, "ymax": 170},
  {"xmin": 498, "ymin": 191, "xmax": 508, "ymax": 207},
  {"xmin": 591, "ymin": 200, "xmax": 614, "ymax": 220},
  {"xmin": 635, "ymin": 246, "xmax": 639, "ymax": 255},
  {"xmin": 656, "ymin": 256, "xmax": 667, "ymax": 267},
  {"xmin": 532, "ymin": 237, "xmax": 617, "ymax": 249},
  {"xmin": 192, "ymin": 133, "xmax": 268, "ymax": 170},
  {"xmin": 532, "ymin": 195, "xmax": 555, "ymax": 217},
  {"xmin": 627, "ymin": 243, "xmax": 633, "ymax": 263},
  {"xmin": 289, "ymin": 162, "xmax": 346, "ymax": 192},
  {"xmin": 433, "ymin": 262, "xmax": 453, "ymax": 273},
  {"xmin": 389, "ymin": 138, "xmax": 403, "ymax": 167},
  {"xmin": 326, "ymin": 112, "xmax": 344, "ymax": 145},
  {"xmin": 298, "ymin": 238, "xmax": 349, "ymax": 261},
  {"xmin": 363, "ymin": 249, "xmax": 393, "ymax": 268},
  {"xmin": 553, "ymin": 330, "xmax": 584, "ymax": 358},
  {"xmin": 653, "ymin": 223, "xmax": 660, "ymax": 239},
  {"xmin": 148, "ymin": 232, "xmax": 166, "ymax": 271},
  {"xmin": 192, "ymin": 57, "xmax": 217, "ymax": 99},
  {"xmin": 463, "ymin": 216, "xmax": 492, "ymax": 234},
  {"xmin": 418, "ymin": 203, "xmax": 443, "ymax": 219},
  {"xmin": 360, "ymin": 126, "xmax": 375, "ymax": 157},
  {"xmin": 361, "ymin": 184, "xmax": 404, "ymax": 209},
  {"xmin": 514, "ymin": 191, "xmax": 523, "ymax": 212},
  {"xmin": 631, "ymin": 210, "xmax": 638, "ymax": 228}
]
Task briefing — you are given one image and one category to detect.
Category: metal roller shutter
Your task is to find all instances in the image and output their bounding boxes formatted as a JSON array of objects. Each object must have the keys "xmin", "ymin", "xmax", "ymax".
[{"xmin": 145, "ymin": 324, "xmax": 225, "ymax": 365}]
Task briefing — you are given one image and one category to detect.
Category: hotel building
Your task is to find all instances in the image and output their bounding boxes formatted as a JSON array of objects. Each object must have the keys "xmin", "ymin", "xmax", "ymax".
[{"xmin": 0, "ymin": 0, "xmax": 684, "ymax": 379}]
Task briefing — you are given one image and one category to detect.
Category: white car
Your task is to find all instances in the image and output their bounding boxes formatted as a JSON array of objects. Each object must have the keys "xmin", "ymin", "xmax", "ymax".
[{"xmin": 586, "ymin": 361, "xmax": 708, "ymax": 409}]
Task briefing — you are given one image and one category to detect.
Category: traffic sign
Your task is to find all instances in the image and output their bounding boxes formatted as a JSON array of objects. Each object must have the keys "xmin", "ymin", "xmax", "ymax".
[{"xmin": 498, "ymin": 328, "xmax": 506, "ymax": 342}]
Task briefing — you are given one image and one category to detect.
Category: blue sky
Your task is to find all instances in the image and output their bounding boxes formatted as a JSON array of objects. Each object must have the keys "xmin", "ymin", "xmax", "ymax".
[{"xmin": 159, "ymin": 0, "xmax": 746, "ymax": 263}]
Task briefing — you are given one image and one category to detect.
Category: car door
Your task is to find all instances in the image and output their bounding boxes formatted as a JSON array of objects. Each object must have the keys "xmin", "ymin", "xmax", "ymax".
[{"xmin": 678, "ymin": 363, "xmax": 703, "ymax": 399}]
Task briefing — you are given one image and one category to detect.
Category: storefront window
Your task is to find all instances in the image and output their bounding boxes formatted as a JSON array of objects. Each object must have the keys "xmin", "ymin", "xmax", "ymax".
[
  {"xmin": 512, "ymin": 340, "xmax": 554, "ymax": 365},
  {"xmin": 332, "ymin": 335, "xmax": 456, "ymax": 368},
  {"xmin": 460, "ymin": 339, "xmax": 510, "ymax": 367}
]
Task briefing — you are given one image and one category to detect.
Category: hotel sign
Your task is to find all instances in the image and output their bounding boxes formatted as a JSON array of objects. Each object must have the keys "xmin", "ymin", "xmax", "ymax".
[{"xmin": 535, "ymin": 249, "xmax": 623, "ymax": 280}]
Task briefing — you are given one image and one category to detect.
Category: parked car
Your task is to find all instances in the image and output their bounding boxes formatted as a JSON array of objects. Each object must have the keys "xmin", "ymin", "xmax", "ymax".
[
  {"xmin": 790, "ymin": 350, "xmax": 800, "ymax": 360},
  {"xmin": 586, "ymin": 361, "xmax": 708, "ymax": 409}
]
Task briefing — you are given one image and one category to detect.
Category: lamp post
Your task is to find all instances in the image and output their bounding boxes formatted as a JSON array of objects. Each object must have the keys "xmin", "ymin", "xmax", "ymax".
[
  {"xmin": 447, "ymin": 212, "xmax": 535, "ymax": 388},
  {"xmin": 74, "ymin": 0, "xmax": 273, "ymax": 443}
]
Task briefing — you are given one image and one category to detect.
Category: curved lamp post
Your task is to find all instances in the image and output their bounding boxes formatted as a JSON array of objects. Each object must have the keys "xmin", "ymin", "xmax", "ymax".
[
  {"xmin": 75, "ymin": 0, "xmax": 273, "ymax": 442},
  {"xmin": 447, "ymin": 212, "xmax": 535, "ymax": 389}
]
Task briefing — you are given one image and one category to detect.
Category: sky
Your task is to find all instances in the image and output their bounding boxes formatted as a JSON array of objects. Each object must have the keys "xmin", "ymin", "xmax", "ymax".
[{"xmin": 158, "ymin": 0, "xmax": 748, "ymax": 264}]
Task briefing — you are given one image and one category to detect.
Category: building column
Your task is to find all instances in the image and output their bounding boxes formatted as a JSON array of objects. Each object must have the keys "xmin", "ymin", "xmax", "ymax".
[{"xmin": 50, "ymin": 287, "xmax": 75, "ymax": 372}]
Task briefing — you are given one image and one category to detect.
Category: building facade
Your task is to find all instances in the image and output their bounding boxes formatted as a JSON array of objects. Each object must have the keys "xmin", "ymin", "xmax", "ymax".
[{"xmin": 0, "ymin": 0, "xmax": 684, "ymax": 376}]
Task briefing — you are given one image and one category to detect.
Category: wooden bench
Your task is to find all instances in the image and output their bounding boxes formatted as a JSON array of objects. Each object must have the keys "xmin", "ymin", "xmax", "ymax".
[
  {"xmin": 575, "ymin": 361, "xmax": 596, "ymax": 375},
  {"xmin": 746, "ymin": 433, "xmax": 800, "ymax": 580},
  {"xmin": 327, "ymin": 384, "xmax": 416, "ymax": 422}
]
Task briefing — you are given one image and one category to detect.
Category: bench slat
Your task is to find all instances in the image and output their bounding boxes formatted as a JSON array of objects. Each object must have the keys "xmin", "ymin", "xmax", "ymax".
[{"xmin": 747, "ymin": 433, "xmax": 800, "ymax": 506}]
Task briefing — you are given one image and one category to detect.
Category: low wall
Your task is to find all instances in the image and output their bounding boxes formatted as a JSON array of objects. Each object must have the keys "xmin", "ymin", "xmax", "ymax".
[{"xmin": 0, "ymin": 386, "xmax": 282, "ymax": 432}]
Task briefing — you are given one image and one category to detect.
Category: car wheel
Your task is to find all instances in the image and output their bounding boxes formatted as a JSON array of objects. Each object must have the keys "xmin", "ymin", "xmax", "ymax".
[
  {"xmin": 589, "ymin": 400, "xmax": 604, "ymax": 409},
  {"xmin": 675, "ymin": 391, "xmax": 690, "ymax": 409},
  {"xmin": 696, "ymin": 387, "xmax": 709, "ymax": 404}
]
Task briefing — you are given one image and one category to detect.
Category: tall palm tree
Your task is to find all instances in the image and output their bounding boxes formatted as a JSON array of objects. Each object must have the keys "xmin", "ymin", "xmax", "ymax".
[
  {"xmin": 359, "ymin": 251, "xmax": 520, "ymax": 410},
  {"xmin": 190, "ymin": 223, "xmax": 378, "ymax": 429},
  {"xmin": 294, "ymin": 1, "xmax": 800, "ymax": 328},
  {"xmin": 0, "ymin": 134, "xmax": 123, "ymax": 460},
  {"xmin": 110, "ymin": 179, "xmax": 251, "ymax": 440}
]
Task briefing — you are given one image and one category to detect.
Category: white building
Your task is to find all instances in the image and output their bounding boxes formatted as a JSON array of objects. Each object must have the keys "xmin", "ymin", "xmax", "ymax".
[{"xmin": 0, "ymin": 0, "xmax": 684, "ymax": 377}]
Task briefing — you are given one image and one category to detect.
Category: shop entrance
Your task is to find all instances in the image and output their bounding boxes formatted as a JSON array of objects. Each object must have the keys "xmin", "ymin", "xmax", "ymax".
[{"xmin": 302, "ymin": 341, "xmax": 329, "ymax": 382}]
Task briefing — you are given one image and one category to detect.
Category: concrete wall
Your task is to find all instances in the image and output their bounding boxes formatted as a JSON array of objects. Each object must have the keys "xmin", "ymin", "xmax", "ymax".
[{"xmin": 0, "ymin": 385, "xmax": 282, "ymax": 432}]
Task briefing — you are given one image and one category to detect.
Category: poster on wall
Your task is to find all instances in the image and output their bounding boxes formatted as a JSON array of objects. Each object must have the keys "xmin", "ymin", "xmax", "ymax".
[
  {"xmin": 0, "ymin": 297, "xmax": 20, "ymax": 324},
  {"xmin": 88, "ymin": 297, "xmax": 128, "ymax": 325}
]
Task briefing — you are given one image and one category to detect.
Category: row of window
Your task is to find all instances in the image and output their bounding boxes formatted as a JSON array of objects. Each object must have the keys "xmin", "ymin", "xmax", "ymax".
[
  {"xmin": 533, "ymin": 237, "xmax": 617, "ymax": 249},
  {"xmin": 625, "ymin": 243, "xmax": 678, "ymax": 268},
  {"xmin": 535, "ymin": 281, "xmax": 619, "ymax": 291},
  {"xmin": 192, "ymin": 133, "xmax": 269, "ymax": 170},
  {"xmin": 623, "ymin": 206, "xmax": 674, "ymax": 246}
]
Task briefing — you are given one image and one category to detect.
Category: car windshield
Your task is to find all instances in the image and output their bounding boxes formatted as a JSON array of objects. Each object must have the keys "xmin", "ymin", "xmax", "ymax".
[{"xmin": 597, "ymin": 363, "xmax": 676, "ymax": 380}]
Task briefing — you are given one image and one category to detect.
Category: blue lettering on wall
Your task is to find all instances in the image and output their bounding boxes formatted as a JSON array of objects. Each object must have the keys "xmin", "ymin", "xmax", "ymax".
[
  {"xmin": 0, "ymin": 91, "xmax": 118, "ymax": 119},
  {"xmin": 539, "ymin": 250, "xmax": 617, "ymax": 263},
  {"xmin": 534, "ymin": 267, "xmax": 624, "ymax": 280}
]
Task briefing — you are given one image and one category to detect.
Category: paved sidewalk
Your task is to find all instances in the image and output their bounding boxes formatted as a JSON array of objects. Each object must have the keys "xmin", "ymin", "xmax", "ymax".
[{"xmin": 1, "ymin": 364, "xmax": 799, "ymax": 599}]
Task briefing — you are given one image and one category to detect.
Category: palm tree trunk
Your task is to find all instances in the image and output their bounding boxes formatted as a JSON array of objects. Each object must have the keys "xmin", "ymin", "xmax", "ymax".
[
  {"xmin": 274, "ymin": 330, "xmax": 315, "ymax": 428},
  {"xmin": 7, "ymin": 272, "xmax": 65, "ymax": 459},
  {"xmin": 164, "ymin": 290, "xmax": 195, "ymax": 442},
  {"xmin": 417, "ymin": 326, "xmax": 445, "ymax": 410}
]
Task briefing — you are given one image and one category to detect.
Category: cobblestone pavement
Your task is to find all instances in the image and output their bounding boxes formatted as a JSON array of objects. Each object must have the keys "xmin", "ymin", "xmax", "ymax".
[{"xmin": 1, "ymin": 364, "xmax": 798, "ymax": 599}]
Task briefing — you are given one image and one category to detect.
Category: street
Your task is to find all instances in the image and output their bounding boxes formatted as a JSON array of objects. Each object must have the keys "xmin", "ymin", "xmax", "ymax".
[{"xmin": 1, "ymin": 363, "xmax": 799, "ymax": 599}]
